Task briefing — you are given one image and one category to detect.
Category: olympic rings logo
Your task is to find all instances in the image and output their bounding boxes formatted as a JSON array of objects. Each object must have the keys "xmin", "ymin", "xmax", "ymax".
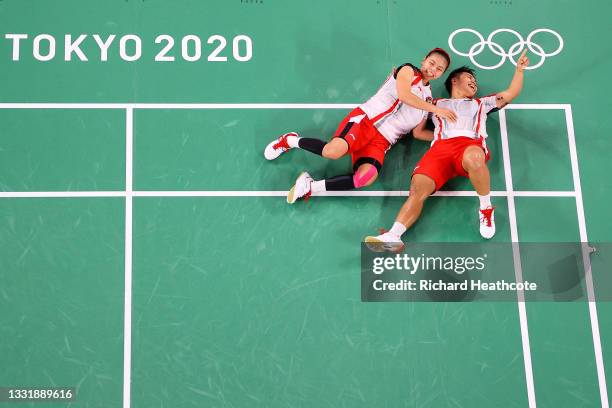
[{"xmin": 448, "ymin": 28, "xmax": 564, "ymax": 70}]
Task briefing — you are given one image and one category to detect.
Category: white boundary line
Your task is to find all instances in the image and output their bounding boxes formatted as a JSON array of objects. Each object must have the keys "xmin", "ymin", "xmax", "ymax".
[
  {"xmin": 0, "ymin": 190, "xmax": 576, "ymax": 198},
  {"xmin": 0, "ymin": 103, "xmax": 358, "ymax": 110},
  {"xmin": 0, "ymin": 102, "xmax": 570, "ymax": 110},
  {"xmin": 122, "ymin": 108, "xmax": 133, "ymax": 408},
  {"xmin": 565, "ymin": 106, "xmax": 609, "ymax": 408},
  {"xmin": 499, "ymin": 109, "xmax": 537, "ymax": 408},
  {"xmin": 506, "ymin": 104, "xmax": 570, "ymax": 110}
]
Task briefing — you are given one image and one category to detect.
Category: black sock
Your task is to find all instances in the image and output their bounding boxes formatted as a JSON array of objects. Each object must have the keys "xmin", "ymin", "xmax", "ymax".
[
  {"xmin": 325, "ymin": 174, "xmax": 355, "ymax": 191},
  {"xmin": 297, "ymin": 138, "xmax": 326, "ymax": 156}
]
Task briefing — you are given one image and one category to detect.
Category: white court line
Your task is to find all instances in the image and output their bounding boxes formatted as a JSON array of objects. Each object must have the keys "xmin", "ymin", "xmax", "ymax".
[
  {"xmin": 499, "ymin": 109, "xmax": 537, "ymax": 408},
  {"xmin": 506, "ymin": 104, "xmax": 570, "ymax": 110},
  {"xmin": 0, "ymin": 191, "xmax": 126, "ymax": 198},
  {"xmin": 0, "ymin": 190, "xmax": 576, "ymax": 198},
  {"xmin": 133, "ymin": 190, "xmax": 575, "ymax": 198},
  {"xmin": 0, "ymin": 103, "xmax": 358, "ymax": 110},
  {"xmin": 0, "ymin": 102, "xmax": 569, "ymax": 110},
  {"xmin": 123, "ymin": 108, "xmax": 133, "ymax": 408},
  {"xmin": 565, "ymin": 106, "xmax": 609, "ymax": 408}
]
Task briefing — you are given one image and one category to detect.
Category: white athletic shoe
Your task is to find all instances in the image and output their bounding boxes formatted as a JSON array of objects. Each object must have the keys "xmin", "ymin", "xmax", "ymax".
[
  {"xmin": 287, "ymin": 172, "xmax": 313, "ymax": 204},
  {"xmin": 479, "ymin": 206, "xmax": 496, "ymax": 239},
  {"xmin": 364, "ymin": 231, "xmax": 405, "ymax": 253},
  {"xmin": 264, "ymin": 132, "xmax": 298, "ymax": 160}
]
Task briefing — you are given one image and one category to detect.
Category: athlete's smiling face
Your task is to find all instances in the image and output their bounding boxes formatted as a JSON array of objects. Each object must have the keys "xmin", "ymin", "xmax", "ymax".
[
  {"xmin": 420, "ymin": 53, "xmax": 448, "ymax": 81},
  {"xmin": 454, "ymin": 72, "xmax": 478, "ymax": 98}
]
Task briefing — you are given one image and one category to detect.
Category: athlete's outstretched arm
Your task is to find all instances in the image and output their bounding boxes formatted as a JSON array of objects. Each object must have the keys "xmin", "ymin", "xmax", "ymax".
[
  {"xmin": 412, "ymin": 117, "xmax": 434, "ymax": 141},
  {"xmin": 395, "ymin": 66, "xmax": 457, "ymax": 122},
  {"xmin": 495, "ymin": 49, "xmax": 530, "ymax": 108}
]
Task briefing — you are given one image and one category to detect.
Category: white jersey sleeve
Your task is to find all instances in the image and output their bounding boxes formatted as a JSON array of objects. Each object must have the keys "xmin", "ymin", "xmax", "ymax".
[
  {"xmin": 359, "ymin": 63, "xmax": 431, "ymax": 145},
  {"xmin": 481, "ymin": 94, "xmax": 499, "ymax": 113}
]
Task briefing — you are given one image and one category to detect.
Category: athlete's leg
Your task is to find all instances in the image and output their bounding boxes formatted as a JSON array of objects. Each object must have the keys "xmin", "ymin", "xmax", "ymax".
[
  {"xmin": 287, "ymin": 135, "xmax": 348, "ymax": 158},
  {"xmin": 321, "ymin": 138, "xmax": 349, "ymax": 159},
  {"xmin": 285, "ymin": 109, "xmax": 382, "ymax": 202},
  {"xmin": 264, "ymin": 132, "xmax": 346, "ymax": 160},
  {"xmin": 265, "ymin": 108, "xmax": 363, "ymax": 160},
  {"xmin": 461, "ymin": 145, "xmax": 490, "ymax": 195},
  {"xmin": 310, "ymin": 162, "xmax": 378, "ymax": 193},
  {"xmin": 288, "ymin": 160, "xmax": 381, "ymax": 203},
  {"xmin": 320, "ymin": 140, "xmax": 387, "ymax": 191},
  {"xmin": 461, "ymin": 145, "xmax": 495, "ymax": 239},
  {"xmin": 364, "ymin": 174, "xmax": 435, "ymax": 251},
  {"xmin": 395, "ymin": 174, "xmax": 436, "ymax": 229},
  {"xmin": 353, "ymin": 163, "xmax": 379, "ymax": 187},
  {"xmin": 364, "ymin": 135, "xmax": 451, "ymax": 251}
]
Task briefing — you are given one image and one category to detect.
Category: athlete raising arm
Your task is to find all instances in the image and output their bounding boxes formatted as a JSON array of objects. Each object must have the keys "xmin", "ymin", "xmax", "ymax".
[{"xmin": 365, "ymin": 50, "xmax": 529, "ymax": 251}]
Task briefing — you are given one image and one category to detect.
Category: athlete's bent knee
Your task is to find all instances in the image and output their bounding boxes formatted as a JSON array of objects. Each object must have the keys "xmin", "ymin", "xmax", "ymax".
[
  {"xmin": 353, "ymin": 165, "xmax": 378, "ymax": 188},
  {"xmin": 322, "ymin": 143, "xmax": 346, "ymax": 160},
  {"xmin": 322, "ymin": 146, "xmax": 340, "ymax": 159},
  {"xmin": 462, "ymin": 148, "xmax": 486, "ymax": 171},
  {"xmin": 464, "ymin": 157, "xmax": 486, "ymax": 172}
]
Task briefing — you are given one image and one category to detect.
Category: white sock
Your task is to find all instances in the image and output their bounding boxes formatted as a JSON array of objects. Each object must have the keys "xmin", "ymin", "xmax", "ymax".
[
  {"xmin": 389, "ymin": 222, "xmax": 407, "ymax": 237},
  {"xmin": 478, "ymin": 194, "xmax": 492, "ymax": 209},
  {"xmin": 286, "ymin": 135, "xmax": 300, "ymax": 148},
  {"xmin": 311, "ymin": 180, "xmax": 326, "ymax": 193}
]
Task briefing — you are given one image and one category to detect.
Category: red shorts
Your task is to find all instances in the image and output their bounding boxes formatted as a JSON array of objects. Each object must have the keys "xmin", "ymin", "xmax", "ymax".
[
  {"xmin": 412, "ymin": 136, "xmax": 491, "ymax": 190},
  {"xmin": 333, "ymin": 107, "xmax": 390, "ymax": 170}
]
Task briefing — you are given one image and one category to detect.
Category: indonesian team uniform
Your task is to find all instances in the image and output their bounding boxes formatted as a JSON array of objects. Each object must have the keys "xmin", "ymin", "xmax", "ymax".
[
  {"xmin": 332, "ymin": 63, "xmax": 432, "ymax": 170},
  {"xmin": 413, "ymin": 95, "xmax": 500, "ymax": 190}
]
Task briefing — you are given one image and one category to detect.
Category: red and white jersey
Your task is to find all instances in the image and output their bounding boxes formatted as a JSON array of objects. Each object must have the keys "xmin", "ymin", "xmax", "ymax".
[
  {"xmin": 431, "ymin": 96, "xmax": 499, "ymax": 142},
  {"xmin": 359, "ymin": 63, "xmax": 432, "ymax": 145}
]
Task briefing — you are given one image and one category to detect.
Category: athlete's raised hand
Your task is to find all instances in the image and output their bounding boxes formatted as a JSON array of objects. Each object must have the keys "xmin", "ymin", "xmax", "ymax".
[
  {"xmin": 434, "ymin": 107, "xmax": 457, "ymax": 123},
  {"xmin": 516, "ymin": 49, "xmax": 530, "ymax": 71},
  {"xmin": 497, "ymin": 49, "xmax": 528, "ymax": 107}
]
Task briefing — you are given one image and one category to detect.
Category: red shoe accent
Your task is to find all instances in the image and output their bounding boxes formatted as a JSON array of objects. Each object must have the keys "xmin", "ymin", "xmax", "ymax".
[
  {"xmin": 272, "ymin": 132, "xmax": 296, "ymax": 150},
  {"xmin": 378, "ymin": 228, "xmax": 388, "ymax": 234},
  {"xmin": 302, "ymin": 189, "xmax": 312, "ymax": 202},
  {"xmin": 480, "ymin": 206, "xmax": 495, "ymax": 227}
]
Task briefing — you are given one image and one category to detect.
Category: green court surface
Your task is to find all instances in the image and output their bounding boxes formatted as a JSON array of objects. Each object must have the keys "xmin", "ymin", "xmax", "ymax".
[{"xmin": 1, "ymin": 1, "xmax": 612, "ymax": 407}]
